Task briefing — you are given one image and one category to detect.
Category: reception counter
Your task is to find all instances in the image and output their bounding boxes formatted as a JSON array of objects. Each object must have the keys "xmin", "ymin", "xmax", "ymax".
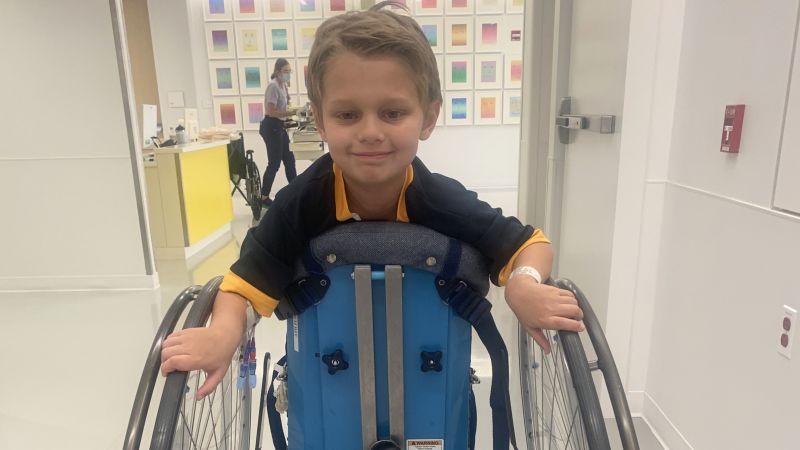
[{"xmin": 143, "ymin": 140, "xmax": 233, "ymax": 260}]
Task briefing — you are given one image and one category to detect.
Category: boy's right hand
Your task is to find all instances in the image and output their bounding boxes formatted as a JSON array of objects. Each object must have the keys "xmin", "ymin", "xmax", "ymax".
[{"xmin": 160, "ymin": 325, "xmax": 242, "ymax": 400}]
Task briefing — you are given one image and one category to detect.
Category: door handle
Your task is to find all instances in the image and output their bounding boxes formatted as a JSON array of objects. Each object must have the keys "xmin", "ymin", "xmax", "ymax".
[{"xmin": 556, "ymin": 97, "xmax": 616, "ymax": 143}]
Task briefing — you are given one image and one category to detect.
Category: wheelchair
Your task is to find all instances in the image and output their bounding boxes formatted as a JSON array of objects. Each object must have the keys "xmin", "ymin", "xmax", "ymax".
[
  {"xmin": 124, "ymin": 225, "xmax": 640, "ymax": 450},
  {"xmin": 228, "ymin": 133, "xmax": 263, "ymax": 221}
]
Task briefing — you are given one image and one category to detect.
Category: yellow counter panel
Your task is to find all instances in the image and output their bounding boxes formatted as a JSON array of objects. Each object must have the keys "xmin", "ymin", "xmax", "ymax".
[{"xmin": 180, "ymin": 145, "xmax": 233, "ymax": 245}]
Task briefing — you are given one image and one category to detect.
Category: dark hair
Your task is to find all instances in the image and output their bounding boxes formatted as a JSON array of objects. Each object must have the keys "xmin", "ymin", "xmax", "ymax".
[{"xmin": 271, "ymin": 58, "xmax": 290, "ymax": 80}]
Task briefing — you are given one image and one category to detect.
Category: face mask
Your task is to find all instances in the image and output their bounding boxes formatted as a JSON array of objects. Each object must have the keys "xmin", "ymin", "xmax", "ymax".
[{"xmin": 281, "ymin": 73, "xmax": 291, "ymax": 83}]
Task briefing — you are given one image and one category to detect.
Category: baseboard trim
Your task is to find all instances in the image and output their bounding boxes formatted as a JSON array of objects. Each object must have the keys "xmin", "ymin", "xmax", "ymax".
[
  {"xmin": 0, "ymin": 273, "xmax": 160, "ymax": 292},
  {"xmin": 154, "ymin": 223, "xmax": 232, "ymax": 262},
  {"xmin": 643, "ymin": 392, "xmax": 694, "ymax": 450}
]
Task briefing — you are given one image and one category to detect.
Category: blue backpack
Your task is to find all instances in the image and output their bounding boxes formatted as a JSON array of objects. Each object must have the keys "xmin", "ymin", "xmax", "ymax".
[{"xmin": 267, "ymin": 222, "xmax": 518, "ymax": 450}]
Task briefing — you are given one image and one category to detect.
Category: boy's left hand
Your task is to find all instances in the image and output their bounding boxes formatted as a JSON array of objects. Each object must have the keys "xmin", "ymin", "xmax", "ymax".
[{"xmin": 504, "ymin": 276, "xmax": 584, "ymax": 353}]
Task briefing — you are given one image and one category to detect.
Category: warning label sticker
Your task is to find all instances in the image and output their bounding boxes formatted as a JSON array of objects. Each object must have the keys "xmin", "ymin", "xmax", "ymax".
[{"xmin": 406, "ymin": 439, "xmax": 443, "ymax": 450}]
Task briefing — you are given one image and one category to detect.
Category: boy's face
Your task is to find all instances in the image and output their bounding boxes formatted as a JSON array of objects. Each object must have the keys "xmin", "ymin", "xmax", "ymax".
[{"xmin": 313, "ymin": 52, "xmax": 440, "ymax": 190}]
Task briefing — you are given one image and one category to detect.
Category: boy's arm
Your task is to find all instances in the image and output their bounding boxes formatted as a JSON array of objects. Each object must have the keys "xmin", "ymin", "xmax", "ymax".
[
  {"xmin": 160, "ymin": 291, "xmax": 249, "ymax": 399},
  {"xmin": 503, "ymin": 242, "xmax": 584, "ymax": 353}
]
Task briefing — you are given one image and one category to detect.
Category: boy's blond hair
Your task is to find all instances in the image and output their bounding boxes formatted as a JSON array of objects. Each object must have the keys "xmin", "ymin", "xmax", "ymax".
[{"xmin": 307, "ymin": 2, "xmax": 442, "ymax": 113}]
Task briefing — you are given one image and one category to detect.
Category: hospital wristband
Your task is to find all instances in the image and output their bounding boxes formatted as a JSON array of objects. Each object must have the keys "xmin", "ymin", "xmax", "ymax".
[{"xmin": 509, "ymin": 266, "xmax": 542, "ymax": 284}]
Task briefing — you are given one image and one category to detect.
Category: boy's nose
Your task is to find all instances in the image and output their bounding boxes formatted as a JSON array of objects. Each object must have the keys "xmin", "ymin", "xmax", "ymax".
[{"xmin": 357, "ymin": 115, "xmax": 385, "ymax": 144}]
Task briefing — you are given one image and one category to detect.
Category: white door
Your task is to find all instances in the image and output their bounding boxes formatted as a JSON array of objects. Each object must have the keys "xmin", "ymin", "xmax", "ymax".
[{"xmin": 519, "ymin": 0, "xmax": 631, "ymax": 326}]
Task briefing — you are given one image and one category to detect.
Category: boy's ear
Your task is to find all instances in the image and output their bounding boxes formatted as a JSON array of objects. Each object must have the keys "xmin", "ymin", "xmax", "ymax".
[
  {"xmin": 420, "ymin": 100, "xmax": 441, "ymax": 141},
  {"xmin": 312, "ymin": 104, "xmax": 327, "ymax": 141}
]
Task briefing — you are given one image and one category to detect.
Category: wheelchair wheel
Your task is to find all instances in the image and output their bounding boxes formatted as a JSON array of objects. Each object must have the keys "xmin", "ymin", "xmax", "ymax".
[
  {"xmin": 245, "ymin": 151, "xmax": 262, "ymax": 220},
  {"xmin": 149, "ymin": 277, "xmax": 255, "ymax": 450},
  {"xmin": 520, "ymin": 278, "xmax": 639, "ymax": 450}
]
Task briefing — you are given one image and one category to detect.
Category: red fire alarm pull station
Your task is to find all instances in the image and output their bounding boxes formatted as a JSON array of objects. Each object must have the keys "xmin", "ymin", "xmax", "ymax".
[{"xmin": 720, "ymin": 104, "xmax": 745, "ymax": 153}]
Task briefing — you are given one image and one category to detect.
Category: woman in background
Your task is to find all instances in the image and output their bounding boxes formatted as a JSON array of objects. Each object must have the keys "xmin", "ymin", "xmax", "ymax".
[{"xmin": 259, "ymin": 58, "xmax": 298, "ymax": 206}]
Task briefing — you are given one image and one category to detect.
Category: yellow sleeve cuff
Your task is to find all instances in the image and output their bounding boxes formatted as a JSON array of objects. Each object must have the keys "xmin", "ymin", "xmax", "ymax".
[
  {"xmin": 220, "ymin": 271, "xmax": 280, "ymax": 317},
  {"xmin": 498, "ymin": 229, "xmax": 551, "ymax": 286}
]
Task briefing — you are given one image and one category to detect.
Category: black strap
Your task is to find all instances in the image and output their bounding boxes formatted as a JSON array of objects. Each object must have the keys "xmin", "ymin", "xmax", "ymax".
[
  {"xmin": 437, "ymin": 239, "xmax": 518, "ymax": 450},
  {"xmin": 267, "ymin": 355, "xmax": 288, "ymax": 450}
]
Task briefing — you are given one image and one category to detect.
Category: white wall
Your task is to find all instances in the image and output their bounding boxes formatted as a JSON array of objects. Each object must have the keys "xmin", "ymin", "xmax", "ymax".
[
  {"xmin": 0, "ymin": 0, "xmax": 154, "ymax": 290},
  {"xmin": 609, "ymin": 0, "xmax": 800, "ymax": 447}
]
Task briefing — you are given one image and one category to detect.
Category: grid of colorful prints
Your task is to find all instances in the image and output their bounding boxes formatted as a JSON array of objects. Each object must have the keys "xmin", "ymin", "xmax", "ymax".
[
  {"xmin": 238, "ymin": 60, "xmax": 268, "ymax": 94},
  {"xmin": 209, "ymin": 60, "xmax": 240, "ymax": 95},
  {"xmin": 502, "ymin": 89, "xmax": 521, "ymax": 124},
  {"xmin": 445, "ymin": 54, "xmax": 473, "ymax": 91},
  {"xmin": 323, "ymin": 0, "xmax": 350, "ymax": 17},
  {"xmin": 233, "ymin": 0, "xmax": 263, "ymax": 20},
  {"xmin": 264, "ymin": 0, "xmax": 293, "ymax": 19},
  {"xmin": 235, "ymin": 23, "xmax": 265, "ymax": 58},
  {"xmin": 445, "ymin": 0, "xmax": 474, "ymax": 15},
  {"xmin": 415, "ymin": 17, "xmax": 443, "ymax": 54},
  {"xmin": 294, "ymin": 20, "xmax": 321, "ymax": 57},
  {"xmin": 475, "ymin": 0, "xmax": 503, "ymax": 14},
  {"xmin": 504, "ymin": 54, "xmax": 522, "ymax": 89},
  {"xmin": 293, "ymin": 0, "xmax": 323, "ymax": 18},
  {"xmin": 204, "ymin": 0, "xmax": 527, "ymax": 129},
  {"xmin": 213, "ymin": 97, "xmax": 243, "ymax": 129},
  {"xmin": 205, "ymin": 23, "xmax": 236, "ymax": 59},
  {"xmin": 413, "ymin": 0, "xmax": 443, "ymax": 15},
  {"xmin": 445, "ymin": 91, "xmax": 473, "ymax": 125},
  {"xmin": 474, "ymin": 15, "xmax": 503, "ymax": 53},
  {"xmin": 473, "ymin": 90, "xmax": 502, "ymax": 125},
  {"xmin": 473, "ymin": 53, "xmax": 503, "ymax": 89},
  {"xmin": 444, "ymin": 17, "xmax": 474, "ymax": 53},
  {"xmin": 204, "ymin": 0, "xmax": 233, "ymax": 21},
  {"xmin": 264, "ymin": 21, "xmax": 295, "ymax": 57},
  {"xmin": 505, "ymin": 0, "xmax": 523, "ymax": 14},
  {"xmin": 240, "ymin": 96, "xmax": 266, "ymax": 130}
]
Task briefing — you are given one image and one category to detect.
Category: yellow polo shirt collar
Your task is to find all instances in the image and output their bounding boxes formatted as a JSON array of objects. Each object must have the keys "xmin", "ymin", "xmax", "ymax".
[{"xmin": 333, "ymin": 163, "xmax": 413, "ymax": 222}]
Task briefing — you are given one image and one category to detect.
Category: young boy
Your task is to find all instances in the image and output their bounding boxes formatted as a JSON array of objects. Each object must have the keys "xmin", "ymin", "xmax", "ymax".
[{"xmin": 160, "ymin": 3, "xmax": 583, "ymax": 399}]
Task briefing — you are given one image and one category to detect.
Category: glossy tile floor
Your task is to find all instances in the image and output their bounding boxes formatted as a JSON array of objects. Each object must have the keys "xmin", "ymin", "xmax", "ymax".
[{"xmin": 0, "ymin": 198, "xmax": 663, "ymax": 450}]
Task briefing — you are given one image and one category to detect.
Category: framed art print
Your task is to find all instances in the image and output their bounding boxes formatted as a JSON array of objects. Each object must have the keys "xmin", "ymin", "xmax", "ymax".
[
  {"xmin": 473, "ymin": 90, "xmax": 502, "ymax": 125},
  {"xmin": 353, "ymin": 0, "xmax": 377, "ymax": 11},
  {"xmin": 434, "ymin": 54, "xmax": 444, "ymax": 126},
  {"xmin": 414, "ymin": 0, "xmax": 443, "ymax": 15},
  {"xmin": 294, "ymin": 20, "xmax": 321, "ymax": 57},
  {"xmin": 241, "ymin": 96, "xmax": 266, "ymax": 130},
  {"xmin": 385, "ymin": 0, "xmax": 413, "ymax": 15},
  {"xmin": 295, "ymin": 58, "xmax": 310, "ymax": 93},
  {"xmin": 293, "ymin": 0, "xmax": 323, "ymax": 19},
  {"xmin": 323, "ymin": 0, "xmax": 350, "ymax": 16},
  {"xmin": 504, "ymin": 55, "xmax": 522, "ymax": 89},
  {"xmin": 209, "ymin": 60, "xmax": 240, "ymax": 95},
  {"xmin": 445, "ymin": 91, "xmax": 473, "ymax": 126},
  {"xmin": 445, "ymin": 54, "xmax": 473, "ymax": 90},
  {"xmin": 474, "ymin": 15, "xmax": 503, "ymax": 52},
  {"xmin": 475, "ymin": 0, "xmax": 503, "ymax": 14},
  {"xmin": 205, "ymin": 23, "xmax": 236, "ymax": 59},
  {"xmin": 265, "ymin": 22, "xmax": 295, "ymax": 58},
  {"xmin": 445, "ymin": 0, "xmax": 473, "ymax": 15},
  {"xmin": 503, "ymin": 89, "xmax": 522, "ymax": 124},
  {"xmin": 238, "ymin": 60, "xmax": 268, "ymax": 94},
  {"xmin": 444, "ymin": 17, "xmax": 473, "ymax": 53},
  {"xmin": 235, "ymin": 23, "xmax": 265, "ymax": 58},
  {"xmin": 264, "ymin": 0, "xmax": 293, "ymax": 19},
  {"xmin": 213, "ymin": 97, "xmax": 243, "ymax": 129},
  {"xmin": 506, "ymin": 0, "xmax": 524, "ymax": 14},
  {"xmin": 233, "ymin": 0, "xmax": 263, "ymax": 20},
  {"xmin": 204, "ymin": 0, "xmax": 232, "ymax": 21},
  {"xmin": 416, "ymin": 17, "xmax": 443, "ymax": 54},
  {"xmin": 504, "ymin": 14, "xmax": 523, "ymax": 52},
  {"xmin": 474, "ymin": 53, "xmax": 503, "ymax": 89}
]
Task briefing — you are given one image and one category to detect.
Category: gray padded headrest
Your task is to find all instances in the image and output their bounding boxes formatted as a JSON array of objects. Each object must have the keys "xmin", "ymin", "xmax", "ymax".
[{"xmin": 298, "ymin": 221, "xmax": 490, "ymax": 295}]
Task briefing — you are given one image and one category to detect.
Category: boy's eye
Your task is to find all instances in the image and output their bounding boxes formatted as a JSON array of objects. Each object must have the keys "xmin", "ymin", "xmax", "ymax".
[
  {"xmin": 384, "ymin": 110, "xmax": 404, "ymax": 120},
  {"xmin": 335, "ymin": 112, "xmax": 358, "ymax": 121}
]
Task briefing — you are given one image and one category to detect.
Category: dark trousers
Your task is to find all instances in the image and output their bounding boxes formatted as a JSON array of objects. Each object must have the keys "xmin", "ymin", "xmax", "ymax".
[{"xmin": 259, "ymin": 116, "xmax": 296, "ymax": 198}]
